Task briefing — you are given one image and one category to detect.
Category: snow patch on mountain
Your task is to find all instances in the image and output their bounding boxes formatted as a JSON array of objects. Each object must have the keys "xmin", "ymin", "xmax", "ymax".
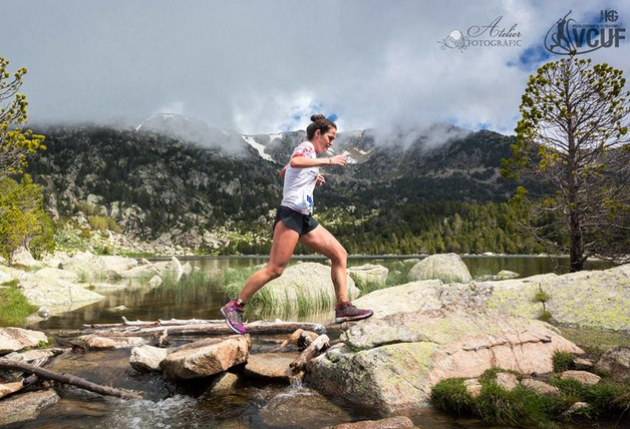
[{"xmin": 242, "ymin": 136, "xmax": 274, "ymax": 162}]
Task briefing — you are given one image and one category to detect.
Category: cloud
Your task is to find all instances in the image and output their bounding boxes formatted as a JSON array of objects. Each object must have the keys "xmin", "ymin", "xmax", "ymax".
[{"xmin": 1, "ymin": 0, "xmax": 628, "ymax": 135}]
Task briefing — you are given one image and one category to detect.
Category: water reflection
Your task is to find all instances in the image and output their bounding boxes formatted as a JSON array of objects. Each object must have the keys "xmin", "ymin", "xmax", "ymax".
[{"xmin": 38, "ymin": 256, "xmax": 613, "ymax": 331}]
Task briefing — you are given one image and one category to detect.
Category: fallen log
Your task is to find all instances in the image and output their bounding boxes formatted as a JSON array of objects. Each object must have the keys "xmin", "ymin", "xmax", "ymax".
[
  {"xmin": 0, "ymin": 359, "xmax": 142, "ymax": 400},
  {"xmin": 76, "ymin": 320, "xmax": 326, "ymax": 338},
  {"xmin": 290, "ymin": 334, "xmax": 329, "ymax": 373},
  {"xmin": 83, "ymin": 317, "xmax": 232, "ymax": 329}
]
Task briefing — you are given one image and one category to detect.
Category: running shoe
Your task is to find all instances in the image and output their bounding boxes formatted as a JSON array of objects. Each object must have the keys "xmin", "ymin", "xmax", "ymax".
[
  {"xmin": 221, "ymin": 300, "xmax": 247, "ymax": 335},
  {"xmin": 335, "ymin": 302, "xmax": 374, "ymax": 323}
]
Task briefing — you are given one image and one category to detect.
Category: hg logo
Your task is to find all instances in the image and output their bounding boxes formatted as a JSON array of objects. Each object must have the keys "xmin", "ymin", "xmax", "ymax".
[{"xmin": 601, "ymin": 10, "xmax": 618, "ymax": 22}]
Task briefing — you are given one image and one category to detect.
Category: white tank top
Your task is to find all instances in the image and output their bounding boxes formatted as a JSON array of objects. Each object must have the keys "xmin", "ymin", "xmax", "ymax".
[{"xmin": 281, "ymin": 141, "xmax": 318, "ymax": 214}]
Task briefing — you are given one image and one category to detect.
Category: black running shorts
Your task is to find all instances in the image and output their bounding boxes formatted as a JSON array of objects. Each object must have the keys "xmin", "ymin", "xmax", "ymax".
[{"xmin": 273, "ymin": 205, "xmax": 319, "ymax": 237}]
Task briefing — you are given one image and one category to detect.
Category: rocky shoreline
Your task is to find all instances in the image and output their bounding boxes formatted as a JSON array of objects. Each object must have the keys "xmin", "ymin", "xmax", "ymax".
[{"xmin": 1, "ymin": 252, "xmax": 630, "ymax": 427}]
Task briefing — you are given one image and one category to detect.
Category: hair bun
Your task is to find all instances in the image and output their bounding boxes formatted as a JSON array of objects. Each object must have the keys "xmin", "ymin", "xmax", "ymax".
[{"xmin": 310, "ymin": 114, "xmax": 326, "ymax": 122}]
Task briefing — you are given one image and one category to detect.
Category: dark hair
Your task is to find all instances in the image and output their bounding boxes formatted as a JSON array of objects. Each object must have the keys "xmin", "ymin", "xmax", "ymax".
[{"xmin": 306, "ymin": 114, "xmax": 337, "ymax": 140}]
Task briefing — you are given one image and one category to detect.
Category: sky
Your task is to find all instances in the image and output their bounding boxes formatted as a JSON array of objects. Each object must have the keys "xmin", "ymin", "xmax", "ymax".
[{"xmin": 0, "ymin": 0, "xmax": 629, "ymax": 135}]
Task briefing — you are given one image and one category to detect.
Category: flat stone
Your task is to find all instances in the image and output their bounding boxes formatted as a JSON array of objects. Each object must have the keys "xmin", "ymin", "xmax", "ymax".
[
  {"xmin": 0, "ymin": 389, "xmax": 59, "ymax": 426},
  {"xmin": 334, "ymin": 416, "xmax": 415, "ymax": 429},
  {"xmin": 521, "ymin": 379, "xmax": 560, "ymax": 396},
  {"xmin": 351, "ymin": 280, "xmax": 443, "ymax": 319},
  {"xmin": 561, "ymin": 370, "xmax": 601, "ymax": 385},
  {"xmin": 3, "ymin": 349, "xmax": 57, "ymax": 366},
  {"xmin": 161, "ymin": 335, "xmax": 251, "ymax": 380},
  {"xmin": 130, "ymin": 345, "xmax": 168, "ymax": 372},
  {"xmin": 243, "ymin": 352, "xmax": 299, "ymax": 382},
  {"xmin": 573, "ymin": 357, "xmax": 594, "ymax": 370},
  {"xmin": 0, "ymin": 381, "xmax": 24, "ymax": 399},
  {"xmin": 80, "ymin": 335, "xmax": 145, "ymax": 350},
  {"xmin": 495, "ymin": 372, "xmax": 518, "ymax": 391},
  {"xmin": 563, "ymin": 402, "xmax": 590, "ymax": 416},
  {"xmin": 0, "ymin": 328, "xmax": 47, "ymax": 355}
]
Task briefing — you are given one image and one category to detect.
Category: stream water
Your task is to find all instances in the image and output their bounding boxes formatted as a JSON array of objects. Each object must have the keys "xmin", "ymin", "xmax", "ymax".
[{"xmin": 13, "ymin": 256, "xmax": 628, "ymax": 429}]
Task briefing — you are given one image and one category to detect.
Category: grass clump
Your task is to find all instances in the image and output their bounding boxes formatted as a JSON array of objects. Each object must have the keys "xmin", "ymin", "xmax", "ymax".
[
  {"xmin": 0, "ymin": 285, "xmax": 39, "ymax": 327},
  {"xmin": 552, "ymin": 351, "xmax": 575, "ymax": 372},
  {"xmin": 430, "ymin": 378, "xmax": 475, "ymax": 415},
  {"xmin": 432, "ymin": 366, "xmax": 630, "ymax": 427},
  {"xmin": 539, "ymin": 310, "xmax": 553, "ymax": 322},
  {"xmin": 221, "ymin": 265, "xmax": 341, "ymax": 319}
]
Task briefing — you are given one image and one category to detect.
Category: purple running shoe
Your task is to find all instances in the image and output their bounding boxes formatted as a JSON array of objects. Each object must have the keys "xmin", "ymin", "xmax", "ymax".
[
  {"xmin": 221, "ymin": 300, "xmax": 247, "ymax": 335},
  {"xmin": 335, "ymin": 302, "xmax": 374, "ymax": 323}
]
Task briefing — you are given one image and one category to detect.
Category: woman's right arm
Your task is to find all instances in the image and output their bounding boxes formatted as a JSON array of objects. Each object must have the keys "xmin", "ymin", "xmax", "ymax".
[{"xmin": 290, "ymin": 155, "xmax": 347, "ymax": 168}]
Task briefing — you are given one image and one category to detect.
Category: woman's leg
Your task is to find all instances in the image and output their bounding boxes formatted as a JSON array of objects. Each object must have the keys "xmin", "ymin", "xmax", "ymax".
[
  {"xmin": 238, "ymin": 220, "xmax": 300, "ymax": 303},
  {"xmin": 298, "ymin": 225, "xmax": 349, "ymax": 303}
]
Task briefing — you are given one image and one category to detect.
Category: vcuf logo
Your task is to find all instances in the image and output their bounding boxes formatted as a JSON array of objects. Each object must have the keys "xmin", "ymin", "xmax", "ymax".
[{"xmin": 545, "ymin": 10, "xmax": 626, "ymax": 55}]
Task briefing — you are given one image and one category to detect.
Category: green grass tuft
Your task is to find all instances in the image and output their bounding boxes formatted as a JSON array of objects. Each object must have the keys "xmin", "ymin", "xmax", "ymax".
[
  {"xmin": 539, "ymin": 310, "xmax": 553, "ymax": 322},
  {"xmin": 533, "ymin": 291, "xmax": 550, "ymax": 303},
  {"xmin": 552, "ymin": 351, "xmax": 575, "ymax": 372},
  {"xmin": 0, "ymin": 286, "xmax": 39, "ymax": 327},
  {"xmin": 430, "ymin": 378, "xmax": 475, "ymax": 415}
]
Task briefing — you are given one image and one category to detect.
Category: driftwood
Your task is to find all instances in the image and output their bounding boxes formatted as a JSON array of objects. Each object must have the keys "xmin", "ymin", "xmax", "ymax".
[
  {"xmin": 290, "ymin": 334, "xmax": 330, "ymax": 373},
  {"xmin": 280, "ymin": 329, "xmax": 319, "ymax": 350},
  {"xmin": 0, "ymin": 359, "xmax": 142, "ymax": 400},
  {"xmin": 83, "ymin": 317, "xmax": 224, "ymax": 329},
  {"xmin": 71, "ymin": 319, "xmax": 327, "ymax": 338}
]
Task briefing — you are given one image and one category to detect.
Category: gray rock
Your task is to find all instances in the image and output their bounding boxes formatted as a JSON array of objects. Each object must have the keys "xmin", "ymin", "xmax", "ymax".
[
  {"xmin": 497, "ymin": 270, "xmax": 519, "ymax": 280},
  {"xmin": 495, "ymin": 372, "xmax": 518, "ymax": 391},
  {"xmin": 11, "ymin": 247, "xmax": 39, "ymax": 267},
  {"xmin": 37, "ymin": 306, "xmax": 51, "ymax": 319},
  {"xmin": 80, "ymin": 335, "xmax": 145, "ymax": 350},
  {"xmin": 521, "ymin": 378, "xmax": 560, "ymax": 396},
  {"xmin": 243, "ymin": 352, "xmax": 298, "ymax": 382},
  {"xmin": 208, "ymin": 372, "xmax": 239, "ymax": 393},
  {"xmin": 130, "ymin": 345, "xmax": 168, "ymax": 372},
  {"xmin": 18, "ymin": 268, "xmax": 105, "ymax": 315},
  {"xmin": 351, "ymin": 280, "xmax": 443, "ymax": 319},
  {"xmin": 562, "ymin": 402, "xmax": 590, "ymax": 417},
  {"xmin": 0, "ymin": 390, "xmax": 59, "ymax": 426},
  {"xmin": 464, "ymin": 378, "xmax": 482, "ymax": 398},
  {"xmin": 307, "ymin": 303, "xmax": 582, "ymax": 412},
  {"xmin": 0, "ymin": 328, "xmax": 47, "ymax": 355},
  {"xmin": 148, "ymin": 275, "xmax": 163, "ymax": 287},
  {"xmin": 333, "ymin": 416, "xmax": 415, "ymax": 429},
  {"xmin": 408, "ymin": 254, "xmax": 472, "ymax": 284},
  {"xmin": 561, "ymin": 370, "xmax": 601, "ymax": 385},
  {"xmin": 595, "ymin": 346, "xmax": 630, "ymax": 382},
  {"xmin": 348, "ymin": 264, "xmax": 389, "ymax": 285},
  {"xmin": 161, "ymin": 335, "xmax": 251, "ymax": 380}
]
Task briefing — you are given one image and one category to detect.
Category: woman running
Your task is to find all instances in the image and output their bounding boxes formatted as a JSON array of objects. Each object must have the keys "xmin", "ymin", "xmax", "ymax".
[{"xmin": 221, "ymin": 114, "xmax": 373, "ymax": 334}]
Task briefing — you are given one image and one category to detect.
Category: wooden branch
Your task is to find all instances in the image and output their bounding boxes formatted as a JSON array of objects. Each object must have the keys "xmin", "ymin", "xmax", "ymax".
[
  {"xmin": 76, "ymin": 320, "xmax": 327, "ymax": 338},
  {"xmin": 290, "ymin": 334, "xmax": 329, "ymax": 373},
  {"xmin": 83, "ymin": 317, "xmax": 227, "ymax": 329},
  {"xmin": 0, "ymin": 359, "xmax": 142, "ymax": 400}
]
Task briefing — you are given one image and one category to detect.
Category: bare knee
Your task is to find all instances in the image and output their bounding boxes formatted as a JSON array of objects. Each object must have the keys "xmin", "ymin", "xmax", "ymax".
[
  {"xmin": 265, "ymin": 263, "xmax": 286, "ymax": 280},
  {"xmin": 330, "ymin": 247, "xmax": 348, "ymax": 266}
]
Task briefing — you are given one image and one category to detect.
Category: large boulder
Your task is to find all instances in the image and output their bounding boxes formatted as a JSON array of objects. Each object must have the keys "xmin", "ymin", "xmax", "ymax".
[
  {"xmin": 484, "ymin": 264, "xmax": 630, "ymax": 330},
  {"xmin": 306, "ymin": 304, "xmax": 582, "ymax": 413},
  {"xmin": 408, "ymin": 254, "xmax": 472, "ymax": 284},
  {"xmin": 351, "ymin": 280, "xmax": 443, "ymax": 318},
  {"xmin": 244, "ymin": 263, "xmax": 360, "ymax": 312},
  {"xmin": 18, "ymin": 268, "xmax": 105, "ymax": 314},
  {"xmin": 61, "ymin": 251, "xmax": 138, "ymax": 280},
  {"xmin": 348, "ymin": 264, "xmax": 389, "ymax": 285},
  {"xmin": 0, "ymin": 328, "xmax": 47, "ymax": 355},
  {"xmin": 0, "ymin": 390, "xmax": 59, "ymax": 426},
  {"xmin": 161, "ymin": 335, "xmax": 251, "ymax": 380}
]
